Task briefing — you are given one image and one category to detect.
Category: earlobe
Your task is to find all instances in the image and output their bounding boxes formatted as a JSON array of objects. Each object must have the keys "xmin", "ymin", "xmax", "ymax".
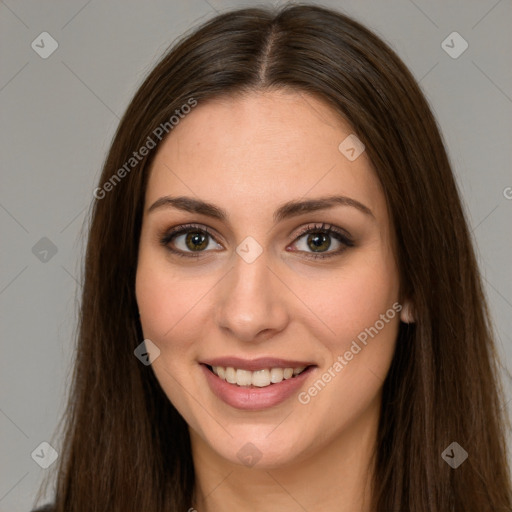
[{"xmin": 400, "ymin": 300, "xmax": 415, "ymax": 324}]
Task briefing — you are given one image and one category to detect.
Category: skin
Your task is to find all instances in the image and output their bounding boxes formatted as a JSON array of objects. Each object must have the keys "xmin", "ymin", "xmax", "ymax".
[{"xmin": 135, "ymin": 89, "xmax": 412, "ymax": 512}]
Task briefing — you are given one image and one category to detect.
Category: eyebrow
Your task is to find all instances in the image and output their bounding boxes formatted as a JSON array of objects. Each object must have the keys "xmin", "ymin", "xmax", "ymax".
[{"xmin": 147, "ymin": 195, "xmax": 375, "ymax": 223}]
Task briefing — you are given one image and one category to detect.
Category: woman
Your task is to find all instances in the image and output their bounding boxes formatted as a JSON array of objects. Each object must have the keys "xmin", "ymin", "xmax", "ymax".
[{"xmin": 33, "ymin": 4, "xmax": 511, "ymax": 511}]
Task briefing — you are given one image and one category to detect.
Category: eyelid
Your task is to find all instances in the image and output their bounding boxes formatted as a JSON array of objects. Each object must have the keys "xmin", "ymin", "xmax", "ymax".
[
  {"xmin": 158, "ymin": 223, "xmax": 222, "ymax": 251},
  {"xmin": 290, "ymin": 222, "xmax": 353, "ymax": 243},
  {"xmin": 159, "ymin": 221, "xmax": 354, "ymax": 258}
]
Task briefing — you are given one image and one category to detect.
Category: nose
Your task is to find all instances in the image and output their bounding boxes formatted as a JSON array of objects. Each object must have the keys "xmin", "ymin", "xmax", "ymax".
[{"xmin": 214, "ymin": 250, "xmax": 289, "ymax": 343}]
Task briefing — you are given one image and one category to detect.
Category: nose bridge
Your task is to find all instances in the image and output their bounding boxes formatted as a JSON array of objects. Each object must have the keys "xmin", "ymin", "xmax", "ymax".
[{"xmin": 214, "ymin": 247, "xmax": 288, "ymax": 341}]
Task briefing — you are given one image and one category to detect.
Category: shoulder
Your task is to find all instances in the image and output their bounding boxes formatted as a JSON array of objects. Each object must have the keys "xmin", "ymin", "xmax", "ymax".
[{"xmin": 31, "ymin": 505, "xmax": 54, "ymax": 512}]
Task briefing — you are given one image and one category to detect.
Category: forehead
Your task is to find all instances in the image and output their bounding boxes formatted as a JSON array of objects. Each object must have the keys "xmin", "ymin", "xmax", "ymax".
[{"xmin": 145, "ymin": 90, "xmax": 385, "ymax": 223}]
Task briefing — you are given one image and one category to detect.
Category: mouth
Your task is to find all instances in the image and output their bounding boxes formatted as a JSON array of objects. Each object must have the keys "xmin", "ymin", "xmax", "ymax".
[
  {"xmin": 203, "ymin": 363, "xmax": 313, "ymax": 388},
  {"xmin": 200, "ymin": 360, "xmax": 317, "ymax": 410}
]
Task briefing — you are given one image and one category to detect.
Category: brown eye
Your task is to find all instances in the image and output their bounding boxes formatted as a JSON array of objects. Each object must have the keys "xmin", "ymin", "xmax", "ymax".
[
  {"xmin": 304, "ymin": 232, "xmax": 332, "ymax": 252},
  {"xmin": 182, "ymin": 231, "xmax": 209, "ymax": 251},
  {"xmin": 289, "ymin": 223, "xmax": 354, "ymax": 260},
  {"xmin": 160, "ymin": 224, "xmax": 222, "ymax": 258}
]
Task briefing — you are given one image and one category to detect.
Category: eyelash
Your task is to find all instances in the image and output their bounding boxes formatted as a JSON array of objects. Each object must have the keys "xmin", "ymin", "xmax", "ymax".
[{"xmin": 159, "ymin": 222, "xmax": 354, "ymax": 260}]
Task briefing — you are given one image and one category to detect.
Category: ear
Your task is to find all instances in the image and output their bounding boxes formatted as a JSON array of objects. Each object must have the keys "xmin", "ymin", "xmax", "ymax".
[{"xmin": 400, "ymin": 299, "xmax": 415, "ymax": 324}]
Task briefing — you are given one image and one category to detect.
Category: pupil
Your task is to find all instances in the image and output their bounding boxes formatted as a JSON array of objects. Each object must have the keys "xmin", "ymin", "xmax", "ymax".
[
  {"xmin": 309, "ymin": 233, "xmax": 330, "ymax": 252},
  {"xmin": 187, "ymin": 232, "xmax": 207, "ymax": 251}
]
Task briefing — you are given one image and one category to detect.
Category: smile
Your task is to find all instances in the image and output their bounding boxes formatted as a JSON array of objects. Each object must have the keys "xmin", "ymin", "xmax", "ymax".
[
  {"xmin": 200, "ymin": 359, "xmax": 317, "ymax": 410},
  {"xmin": 208, "ymin": 365, "xmax": 308, "ymax": 388}
]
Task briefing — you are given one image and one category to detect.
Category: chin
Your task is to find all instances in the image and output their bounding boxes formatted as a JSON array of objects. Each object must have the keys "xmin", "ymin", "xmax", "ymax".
[{"xmin": 212, "ymin": 429, "xmax": 310, "ymax": 470}]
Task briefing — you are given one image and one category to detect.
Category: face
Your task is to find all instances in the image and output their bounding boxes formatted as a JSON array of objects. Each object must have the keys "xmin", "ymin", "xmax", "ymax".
[{"xmin": 136, "ymin": 89, "xmax": 405, "ymax": 469}]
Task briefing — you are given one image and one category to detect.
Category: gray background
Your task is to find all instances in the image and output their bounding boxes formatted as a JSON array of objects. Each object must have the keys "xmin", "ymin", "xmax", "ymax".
[{"xmin": 1, "ymin": 0, "xmax": 511, "ymax": 510}]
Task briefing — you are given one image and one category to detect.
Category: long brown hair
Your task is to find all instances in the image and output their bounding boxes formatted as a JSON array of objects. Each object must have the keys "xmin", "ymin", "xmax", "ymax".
[{"xmin": 35, "ymin": 4, "xmax": 512, "ymax": 511}]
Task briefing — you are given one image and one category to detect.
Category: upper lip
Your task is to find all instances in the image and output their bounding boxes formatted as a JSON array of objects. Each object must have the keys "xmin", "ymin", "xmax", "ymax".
[{"xmin": 201, "ymin": 357, "xmax": 315, "ymax": 371}]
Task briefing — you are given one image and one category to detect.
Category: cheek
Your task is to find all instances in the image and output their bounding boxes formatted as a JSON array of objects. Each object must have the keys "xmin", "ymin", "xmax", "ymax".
[
  {"xmin": 135, "ymin": 254, "xmax": 215, "ymax": 428},
  {"xmin": 303, "ymin": 258, "xmax": 399, "ymax": 347},
  {"xmin": 136, "ymin": 255, "xmax": 189, "ymax": 345},
  {"xmin": 135, "ymin": 253, "xmax": 217, "ymax": 356},
  {"xmin": 294, "ymin": 259, "xmax": 400, "ymax": 433},
  {"xmin": 136, "ymin": 267, "xmax": 172, "ymax": 341}
]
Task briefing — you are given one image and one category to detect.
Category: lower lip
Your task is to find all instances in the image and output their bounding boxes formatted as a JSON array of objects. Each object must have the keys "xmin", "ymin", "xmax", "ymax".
[{"xmin": 200, "ymin": 364, "xmax": 315, "ymax": 411}]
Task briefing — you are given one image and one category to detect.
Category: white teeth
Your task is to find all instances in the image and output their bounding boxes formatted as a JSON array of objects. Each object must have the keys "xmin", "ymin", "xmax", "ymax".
[
  {"xmin": 270, "ymin": 368, "xmax": 284, "ymax": 383},
  {"xmin": 236, "ymin": 369, "xmax": 253, "ymax": 386},
  {"xmin": 225, "ymin": 367, "xmax": 237, "ymax": 384},
  {"xmin": 210, "ymin": 365, "xmax": 308, "ymax": 387}
]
